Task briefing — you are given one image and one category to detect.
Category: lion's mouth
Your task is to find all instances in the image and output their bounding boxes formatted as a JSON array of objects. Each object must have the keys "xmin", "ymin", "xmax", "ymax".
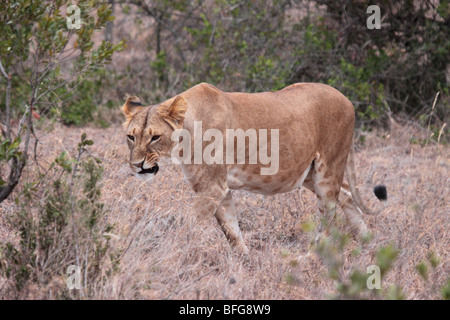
[{"xmin": 139, "ymin": 163, "xmax": 159, "ymax": 175}]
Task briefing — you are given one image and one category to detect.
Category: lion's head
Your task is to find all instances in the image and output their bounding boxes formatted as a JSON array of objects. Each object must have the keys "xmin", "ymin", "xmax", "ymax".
[{"xmin": 122, "ymin": 95, "xmax": 187, "ymax": 179}]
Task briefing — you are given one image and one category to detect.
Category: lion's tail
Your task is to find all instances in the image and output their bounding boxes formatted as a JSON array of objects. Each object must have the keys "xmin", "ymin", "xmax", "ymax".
[{"xmin": 345, "ymin": 138, "xmax": 387, "ymax": 216}]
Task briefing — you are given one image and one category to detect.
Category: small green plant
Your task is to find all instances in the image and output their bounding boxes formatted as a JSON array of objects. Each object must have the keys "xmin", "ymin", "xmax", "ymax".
[
  {"xmin": 0, "ymin": 136, "xmax": 22, "ymax": 169},
  {"xmin": 442, "ymin": 278, "xmax": 450, "ymax": 300},
  {"xmin": 311, "ymin": 225, "xmax": 447, "ymax": 299},
  {"xmin": 0, "ymin": 135, "xmax": 25, "ymax": 198},
  {"xmin": 312, "ymin": 226, "xmax": 400, "ymax": 299},
  {"xmin": 415, "ymin": 251, "xmax": 447, "ymax": 299},
  {"xmin": 0, "ymin": 134, "xmax": 119, "ymax": 299}
]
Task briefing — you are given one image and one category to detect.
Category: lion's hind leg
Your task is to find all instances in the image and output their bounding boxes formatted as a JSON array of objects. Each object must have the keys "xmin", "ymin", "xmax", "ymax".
[
  {"xmin": 305, "ymin": 153, "xmax": 345, "ymax": 245},
  {"xmin": 339, "ymin": 182, "xmax": 369, "ymax": 236},
  {"xmin": 296, "ymin": 153, "xmax": 365, "ymax": 262}
]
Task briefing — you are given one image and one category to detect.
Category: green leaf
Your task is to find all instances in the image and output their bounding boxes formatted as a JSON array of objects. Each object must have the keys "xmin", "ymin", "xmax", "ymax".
[
  {"xmin": 376, "ymin": 244, "xmax": 399, "ymax": 277},
  {"xmin": 386, "ymin": 285, "xmax": 405, "ymax": 300},
  {"xmin": 300, "ymin": 220, "xmax": 316, "ymax": 233},
  {"xmin": 416, "ymin": 261, "xmax": 428, "ymax": 281},
  {"xmin": 428, "ymin": 252, "xmax": 441, "ymax": 269},
  {"xmin": 442, "ymin": 278, "xmax": 450, "ymax": 300}
]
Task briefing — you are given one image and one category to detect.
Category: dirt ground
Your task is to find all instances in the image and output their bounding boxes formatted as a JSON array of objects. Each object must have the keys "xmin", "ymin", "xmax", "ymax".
[{"xmin": 0, "ymin": 117, "xmax": 448, "ymax": 299}]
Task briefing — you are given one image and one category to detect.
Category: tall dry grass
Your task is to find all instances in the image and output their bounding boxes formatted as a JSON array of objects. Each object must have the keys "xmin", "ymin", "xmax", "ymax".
[{"xmin": 0, "ymin": 116, "xmax": 448, "ymax": 299}]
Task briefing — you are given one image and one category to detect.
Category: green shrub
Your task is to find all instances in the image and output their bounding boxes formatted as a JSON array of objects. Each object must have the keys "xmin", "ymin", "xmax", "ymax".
[
  {"xmin": 0, "ymin": 134, "xmax": 119, "ymax": 299},
  {"xmin": 327, "ymin": 58, "xmax": 386, "ymax": 122},
  {"xmin": 312, "ymin": 226, "xmax": 400, "ymax": 299},
  {"xmin": 310, "ymin": 225, "xmax": 448, "ymax": 299}
]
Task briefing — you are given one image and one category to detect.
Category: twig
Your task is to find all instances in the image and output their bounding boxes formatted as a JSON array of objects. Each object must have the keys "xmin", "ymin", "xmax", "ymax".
[
  {"xmin": 0, "ymin": 60, "xmax": 11, "ymax": 139},
  {"xmin": 426, "ymin": 92, "xmax": 439, "ymax": 147},
  {"xmin": 437, "ymin": 123, "xmax": 447, "ymax": 144}
]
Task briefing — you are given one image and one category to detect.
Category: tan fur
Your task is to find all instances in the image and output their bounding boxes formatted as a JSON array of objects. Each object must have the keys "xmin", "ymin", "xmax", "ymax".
[{"xmin": 122, "ymin": 82, "xmax": 386, "ymax": 254}]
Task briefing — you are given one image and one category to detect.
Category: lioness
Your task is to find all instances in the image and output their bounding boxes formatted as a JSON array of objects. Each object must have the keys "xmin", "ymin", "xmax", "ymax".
[{"xmin": 122, "ymin": 82, "xmax": 387, "ymax": 254}]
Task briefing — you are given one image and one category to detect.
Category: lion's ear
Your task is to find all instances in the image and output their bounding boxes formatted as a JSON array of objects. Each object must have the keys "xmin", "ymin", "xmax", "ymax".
[
  {"xmin": 122, "ymin": 96, "xmax": 143, "ymax": 118},
  {"xmin": 159, "ymin": 95, "xmax": 187, "ymax": 128},
  {"xmin": 168, "ymin": 96, "xmax": 187, "ymax": 124}
]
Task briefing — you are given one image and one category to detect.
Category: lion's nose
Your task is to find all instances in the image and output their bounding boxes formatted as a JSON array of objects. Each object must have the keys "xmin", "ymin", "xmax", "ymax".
[{"xmin": 132, "ymin": 160, "xmax": 145, "ymax": 169}]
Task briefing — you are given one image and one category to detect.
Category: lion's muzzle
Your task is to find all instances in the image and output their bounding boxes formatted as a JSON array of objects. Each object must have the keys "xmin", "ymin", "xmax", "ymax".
[
  {"xmin": 131, "ymin": 159, "xmax": 159, "ymax": 175},
  {"xmin": 139, "ymin": 163, "xmax": 159, "ymax": 175}
]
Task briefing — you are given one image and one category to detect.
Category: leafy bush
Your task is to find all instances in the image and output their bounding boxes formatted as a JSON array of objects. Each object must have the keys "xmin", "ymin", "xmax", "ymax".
[
  {"xmin": 52, "ymin": 71, "xmax": 113, "ymax": 127},
  {"xmin": 310, "ymin": 225, "xmax": 447, "ymax": 300},
  {"xmin": 327, "ymin": 58, "xmax": 386, "ymax": 122},
  {"xmin": 0, "ymin": 0, "xmax": 124, "ymax": 203},
  {"xmin": 0, "ymin": 134, "xmax": 119, "ymax": 299}
]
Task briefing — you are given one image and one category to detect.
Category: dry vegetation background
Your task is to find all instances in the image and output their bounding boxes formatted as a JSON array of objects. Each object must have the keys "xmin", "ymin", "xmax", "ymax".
[
  {"xmin": 1, "ymin": 117, "xmax": 448, "ymax": 299},
  {"xmin": 0, "ymin": 0, "xmax": 449, "ymax": 300}
]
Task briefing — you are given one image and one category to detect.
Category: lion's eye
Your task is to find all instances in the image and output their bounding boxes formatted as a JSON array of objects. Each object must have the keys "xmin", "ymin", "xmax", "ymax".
[
  {"xmin": 127, "ymin": 135, "xmax": 134, "ymax": 142},
  {"xmin": 151, "ymin": 135, "xmax": 161, "ymax": 142}
]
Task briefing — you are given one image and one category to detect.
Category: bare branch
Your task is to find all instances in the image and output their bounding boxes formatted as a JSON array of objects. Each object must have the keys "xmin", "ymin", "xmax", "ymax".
[
  {"xmin": 0, "ymin": 60, "xmax": 8, "ymax": 79},
  {"xmin": 0, "ymin": 60, "xmax": 12, "ymax": 139}
]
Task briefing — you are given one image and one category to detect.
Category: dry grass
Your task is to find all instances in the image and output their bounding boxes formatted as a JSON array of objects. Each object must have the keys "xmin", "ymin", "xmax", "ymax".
[{"xmin": 0, "ymin": 118, "xmax": 448, "ymax": 299}]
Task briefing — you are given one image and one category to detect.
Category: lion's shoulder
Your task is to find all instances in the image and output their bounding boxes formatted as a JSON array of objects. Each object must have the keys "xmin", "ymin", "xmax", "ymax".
[
  {"xmin": 183, "ymin": 82, "xmax": 228, "ymax": 110},
  {"xmin": 187, "ymin": 82, "xmax": 222, "ymax": 96}
]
